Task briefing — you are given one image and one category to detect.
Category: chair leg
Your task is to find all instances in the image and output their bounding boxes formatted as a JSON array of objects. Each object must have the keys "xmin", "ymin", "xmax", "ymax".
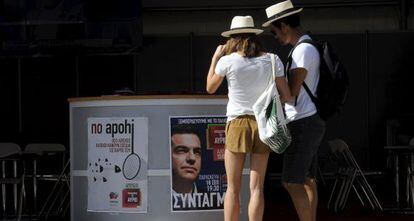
[
  {"xmin": 62, "ymin": 200, "xmax": 70, "ymax": 217},
  {"xmin": 33, "ymin": 159, "xmax": 38, "ymax": 214},
  {"xmin": 406, "ymin": 164, "xmax": 411, "ymax": 206},
  {"xmin": 39, "ymin": 160, "xmax": 70, "ymax": 218},
  {"xmin": 317, "ymin": 163, "xmax": 326, "ymax": 186},
  {"xmin": 17, "ymin": 173, "xmax": 25, "ymax": 221},
  {"xmin": 334, "ymin": 168, "xmax": 352, "ymax": 213},
  {"xmin": 339, "ymin": 169, "xmax": 357, "ymax": 212},
  {"xmin": 334, "ymin": 173, "xmax": 347, "ymax": 213},
  {"xmin": 395, "ymin": 154, "xmax": 400, "ymax": 204},
  {"xmin": 328, "ymin": 175, "xmax": 340, "ymax": 209},
  {"xmin": 408, "ymin": 154, "xmax": 414, "ymax": 209},
  {"xmin": 348, "ymin": 151, "xmax": 383, "ymax": 211},
  {"xmin": 45, "ymin": 180, "xmax": 66, "ymax": 218},
  {"xmin": 56, "ymin": 189, "xmax": 69, "ymax": 215},
  {"xmin": 352, "ymin": 184, "xmax": 365, "ymax": 207},
  {"xmin": 13, "ymin": 160, "xmax": 18, "ymax": 213},
  {"xmin": 2, "ymin": 161, "xmax": 6, "ymax": 216},
  {"xmin": 356, "ymin": 176, "xmax": 375, "ymax": 210},
  {"xmin": 408, "ymin": 167, "xmax": 414, "ymax": 208}
]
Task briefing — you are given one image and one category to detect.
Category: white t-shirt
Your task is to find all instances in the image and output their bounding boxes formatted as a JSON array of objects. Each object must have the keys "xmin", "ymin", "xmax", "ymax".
[
  {"xmin": 285, "ymin": 35, "xmax": 320, "ymax": 121},
  {"xmin": 215, "ymin": 52, "xmax": 284, "ymax": 121}
]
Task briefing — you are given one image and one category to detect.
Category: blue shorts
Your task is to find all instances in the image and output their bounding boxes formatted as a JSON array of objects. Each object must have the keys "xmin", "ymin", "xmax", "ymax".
[{"xmin": 282, "ymin": 114, "xmax": 326, "ymax": 184}]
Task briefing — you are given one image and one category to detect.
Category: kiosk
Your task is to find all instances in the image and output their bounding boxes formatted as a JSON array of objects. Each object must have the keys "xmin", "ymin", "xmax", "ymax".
[{"xmin": 69, "ymin": 95, "xmax": 251, "ymax": 221}]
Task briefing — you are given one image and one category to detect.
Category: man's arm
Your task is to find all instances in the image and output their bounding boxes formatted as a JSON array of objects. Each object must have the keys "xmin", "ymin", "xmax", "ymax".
[{"xmin": 289, "ymin": 68, "xmax": 307, "ymax": 97}]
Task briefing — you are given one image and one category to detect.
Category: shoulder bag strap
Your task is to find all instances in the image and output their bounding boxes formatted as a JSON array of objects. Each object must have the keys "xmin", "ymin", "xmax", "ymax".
[{"xmin": 270, "ymin": 53, "xmax": 276, "ymax": 82}]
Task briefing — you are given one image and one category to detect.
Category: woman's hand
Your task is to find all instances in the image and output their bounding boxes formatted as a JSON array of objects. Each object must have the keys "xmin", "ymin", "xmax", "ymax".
[
  {"xmin": 206, "ymin": 45, "xmax": 226, "ymax": 94},
  {"xmin": 212, "ymin": 45, "xmax": 226, "ymax": 61}
]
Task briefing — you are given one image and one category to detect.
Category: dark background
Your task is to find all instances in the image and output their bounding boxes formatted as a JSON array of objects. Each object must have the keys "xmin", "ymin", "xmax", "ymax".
[
  {"xmin": 1, "ymin": 0, "xmax": 414, "ymax": 190},
  {"xmin": 2, "ymin": 32, "xmax": 413, "ymax": 168}
]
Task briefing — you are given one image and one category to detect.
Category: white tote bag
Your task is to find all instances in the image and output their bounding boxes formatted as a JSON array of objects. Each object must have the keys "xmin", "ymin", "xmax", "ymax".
[{"xmin": 252, "ymin": 53, "xmax": 291, "ymax": 154}]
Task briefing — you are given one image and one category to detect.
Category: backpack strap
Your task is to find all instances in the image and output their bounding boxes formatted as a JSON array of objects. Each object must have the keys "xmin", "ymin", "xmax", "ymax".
[
  {"xmin": 286, "ymin": 39, "xmax": 316, "ymax": 75},
  {"xmin": 302, "ymin": 82, "xmax": 318, "ymax": 105},
  {"xmin": 286, "ymin": 38, "xmax": 320, "ymax": 106}
]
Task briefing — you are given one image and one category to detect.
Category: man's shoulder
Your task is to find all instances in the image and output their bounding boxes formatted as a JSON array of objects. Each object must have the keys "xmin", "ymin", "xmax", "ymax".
[{"xmin": 293, "ymin": 42, "xmax": 319, "ymax": 58}]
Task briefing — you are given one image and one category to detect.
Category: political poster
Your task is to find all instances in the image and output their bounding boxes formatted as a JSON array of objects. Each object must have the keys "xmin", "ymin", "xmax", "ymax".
[
  {"xmin": 87, "ymin": 117, "xmax": 148, "ymax": 213},
  {"xmin": 170, "ymin": 116, "xmax": 227, "ymax": 212}
]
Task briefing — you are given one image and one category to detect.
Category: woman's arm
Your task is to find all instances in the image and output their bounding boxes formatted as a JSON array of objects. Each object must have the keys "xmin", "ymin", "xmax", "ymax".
[
  {"xmin": 275, "ymin": 76, "xmax": 293, "ymax": 103},
  {"xmin": 206, "ymin": 45, "xmax": 226, "ymax": 94}
]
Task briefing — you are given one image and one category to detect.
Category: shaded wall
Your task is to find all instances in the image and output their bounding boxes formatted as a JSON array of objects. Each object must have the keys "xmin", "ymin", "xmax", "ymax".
[
  {"xmin": 2, "ymin": 32, "xmax": 414, "ymax": 172},
  {"xmin": 142, "ymin": 0, "xmax": 414, "ymax": 35}
]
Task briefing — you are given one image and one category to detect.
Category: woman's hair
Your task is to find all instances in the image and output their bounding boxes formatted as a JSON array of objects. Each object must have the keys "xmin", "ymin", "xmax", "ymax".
[{"xmin": 225, "ymin": 33, "xmax": 263, "ymax": 58}]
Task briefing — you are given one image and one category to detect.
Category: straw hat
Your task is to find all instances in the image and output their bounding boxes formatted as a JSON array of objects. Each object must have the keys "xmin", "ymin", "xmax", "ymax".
[
  {"xmin": 221, "ymin": 15, "xmax": 263, "ymax": 37},
  {"xmin": 262, "ymin": 0, "xmax": 303, "ymax": 27}
]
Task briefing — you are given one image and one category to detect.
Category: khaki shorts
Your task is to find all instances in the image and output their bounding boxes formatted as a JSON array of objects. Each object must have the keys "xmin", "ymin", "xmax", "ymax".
[{"xmin": 225, "ymin": 115, "xmax": 270, "ymax": 153}]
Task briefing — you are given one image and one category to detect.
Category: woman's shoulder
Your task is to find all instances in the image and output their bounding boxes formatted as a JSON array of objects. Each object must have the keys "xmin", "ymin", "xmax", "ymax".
[
  {"xmin": 256, "ymin": 52, "xmax": 283, "ymax": 64},
  {"xmin": 265, "ymin": 52, "xmax": 283, "ymax": 59},
  {"xmin": 219, "ymin": 53, "xmax": 238, "ymax": 62}
]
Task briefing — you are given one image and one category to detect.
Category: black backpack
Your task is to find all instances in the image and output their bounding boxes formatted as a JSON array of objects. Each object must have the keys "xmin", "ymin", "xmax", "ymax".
[{"xmin": 286, "ymin": 38, "xmax": 349, "ymax": 120}]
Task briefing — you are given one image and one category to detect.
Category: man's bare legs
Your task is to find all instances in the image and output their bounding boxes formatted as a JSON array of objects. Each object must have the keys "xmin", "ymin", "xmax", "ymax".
[
  {"xmin": 283, "ymin": 178, "xmax": 318, "ymax": 221},
  {"xmin": 305, "ymin": 178, "xmax": 318, "ymax": 221}
]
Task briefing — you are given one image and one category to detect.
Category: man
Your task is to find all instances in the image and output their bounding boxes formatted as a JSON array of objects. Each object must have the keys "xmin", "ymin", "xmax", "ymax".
[
  {"xmin": 171, "ymin": 125, "xmax": 202, "ymax": 194},
  {"xmin": 263, "ymin": 1, "xmax": 326, "ymax": 221}
]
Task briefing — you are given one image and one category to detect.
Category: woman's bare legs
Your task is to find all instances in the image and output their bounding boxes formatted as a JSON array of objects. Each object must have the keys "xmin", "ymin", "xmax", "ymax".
[
  {"xmin": 248, "ymin": 152, "xmax": 270, "ymax": 221},
  {"xmin": 224, "ymin": 149, "xmax": 246, "ymax": 221}
]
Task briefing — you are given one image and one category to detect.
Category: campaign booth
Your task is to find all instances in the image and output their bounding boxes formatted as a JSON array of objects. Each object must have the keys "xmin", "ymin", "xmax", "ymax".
[{"xmin": 69, "ymin": 95, "xmax": 251, "ymax": 221}]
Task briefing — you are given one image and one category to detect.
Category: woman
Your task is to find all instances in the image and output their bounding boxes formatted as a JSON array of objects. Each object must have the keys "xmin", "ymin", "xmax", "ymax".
[{"xmin": 206, "ymin": 15, "xmax": 292, "ymax": 221}]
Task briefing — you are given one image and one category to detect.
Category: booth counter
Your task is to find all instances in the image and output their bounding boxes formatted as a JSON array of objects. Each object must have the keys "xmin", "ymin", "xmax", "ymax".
[{"xmin": 69, "ymin": 95, "xmax": 251, "ymax": 221}]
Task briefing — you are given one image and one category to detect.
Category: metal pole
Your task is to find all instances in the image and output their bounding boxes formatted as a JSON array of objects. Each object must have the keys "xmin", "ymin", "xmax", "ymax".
[
  {"xmin": 33, "ymin": 160, "xmax": 37, "ymax": 213},
  {"xmin": 399, "ymin": 0, "xmax": 408, "ymax": 30},
  {"xmin": 2, "ymin": 161, "xmax": 6, "ymax": 215},
  {"xmin": 13, "ymin": 161, "xmax": 17, "ymax": 213}
]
